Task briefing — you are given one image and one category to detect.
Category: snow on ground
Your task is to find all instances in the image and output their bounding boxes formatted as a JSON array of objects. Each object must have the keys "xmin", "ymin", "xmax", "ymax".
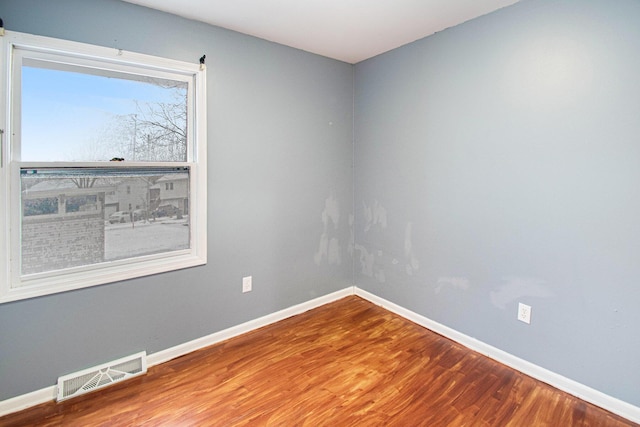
[{"xmin": 104, "ymin": 218, "xmax": 189, "ymax": 260}]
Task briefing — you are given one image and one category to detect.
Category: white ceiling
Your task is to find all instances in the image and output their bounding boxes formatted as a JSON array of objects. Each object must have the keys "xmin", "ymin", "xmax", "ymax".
[{"xmin": 122, "ymin": 0, "xmax": 520, "ymax": 63}]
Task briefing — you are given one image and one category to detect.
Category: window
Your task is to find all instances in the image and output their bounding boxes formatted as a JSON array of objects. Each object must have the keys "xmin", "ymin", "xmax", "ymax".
[{"xmin": 0, "ymin": 31, "xmax": 207, "ymax": 302}]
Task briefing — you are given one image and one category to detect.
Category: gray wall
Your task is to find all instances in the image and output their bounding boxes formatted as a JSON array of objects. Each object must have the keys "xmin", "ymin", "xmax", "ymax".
[
  {"xmin": 354, "ymin": 0, "xmax": 640, "ymax": 407},
  {"xmin": 0, "ymin": 0, "xmax": 354, "ymax": 400}
]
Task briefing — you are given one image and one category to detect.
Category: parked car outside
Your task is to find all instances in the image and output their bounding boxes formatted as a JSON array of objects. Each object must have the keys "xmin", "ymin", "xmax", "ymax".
[
  {"xmin": 153, "ymin": 205, "xmax": 180, "ymax": 218},
  {"xmin": 133, "ymin": 209, "xmax": 147, "ymax": 221},
  {"xmin": 108, "ymin": 211, "xmax": 130, "ymax": 224}
]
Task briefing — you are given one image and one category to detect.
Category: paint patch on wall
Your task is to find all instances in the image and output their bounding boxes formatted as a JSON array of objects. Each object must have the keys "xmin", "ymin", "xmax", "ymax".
[
  {"xmin": 356, "ymin": 202, "xmax": 421, "ymax": 283},
  {"xmin": 435, "ymin": 276, "xmax": 470, "ymax": 294},
  {"xmin": 404, "ymin": 222, "xmax": 420, "ymax": 276},
  {"xmin": 362, "ymin": 200, "xmax": 387, "ymax": 232},
  {"xmin": 327, "ymin": 237, "xmax": 341, "ymax": 265},
  {"xmin": 314, "ymin": 193, "xmax": 342, "ymax": 266},
  {"xmin": 347, "ymin": 214, "xmax": 354, "ymax": 257},
  {"xmin": 354, "ymin": 244, "xmax": 374, "ymax": 276},
  {"xmin": 490, "ymin": 276, "xmax": 554, "ymax": 309},
  {"xmin": 323, "ymin": 192, "xmax": 340, "ymax": 227},
  {"xmin": 355, "ymin": 199, "xmax": 388, "ymax": 282},
  {"xmin": 354, "ymin": 244, "xmax": 386, "ymax": 283}
]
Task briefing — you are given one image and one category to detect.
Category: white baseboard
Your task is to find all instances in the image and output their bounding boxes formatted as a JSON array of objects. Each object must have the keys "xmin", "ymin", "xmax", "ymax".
[
  {"xmin": 0, "ymin": 286, "xmax": 354, "ymax": 418},
  {"xmin": 354, "ymin": 287, "xmax": 640, "ymax": 425},
  {"xmin": 147, "ymin": 287, "xmax": 354, "ymax": 367},
  {"xmin": 0, "ymin": 387, "xmax": 57, "ymax": 418}
]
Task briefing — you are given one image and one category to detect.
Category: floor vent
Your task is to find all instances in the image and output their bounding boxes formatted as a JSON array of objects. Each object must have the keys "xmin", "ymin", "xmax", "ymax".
[{"xmin": 56, "ymin": 351, "xmax": 147, "ymax": 402}]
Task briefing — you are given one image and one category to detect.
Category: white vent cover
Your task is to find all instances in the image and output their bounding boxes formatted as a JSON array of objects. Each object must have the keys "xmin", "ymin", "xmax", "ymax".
[{"xmin": 56, "ymin": 351, "xmax": 147, "ymax": 402}]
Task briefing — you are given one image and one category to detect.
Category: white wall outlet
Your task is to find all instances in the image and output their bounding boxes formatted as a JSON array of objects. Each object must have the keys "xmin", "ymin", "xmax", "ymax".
[
  {"xmin": 518, "ymin": 302, "xmax": 532, "ymax": 324},
  {"xmin": 242, "ymin": 276, "xmax": 252, "ymax": 293}
]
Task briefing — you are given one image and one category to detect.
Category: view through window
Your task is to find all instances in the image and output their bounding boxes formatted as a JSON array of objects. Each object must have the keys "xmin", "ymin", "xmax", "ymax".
[
  {"xmin": 20, "ymin": 63, "xmax": 191, "ymax": 276},
  {"xmin": 20, "ymin": 168, "xmax": 190, "ymax": 275},
  {"xmin": 22, "ymin": 64, "xmax": 189, "ymax": 162}
]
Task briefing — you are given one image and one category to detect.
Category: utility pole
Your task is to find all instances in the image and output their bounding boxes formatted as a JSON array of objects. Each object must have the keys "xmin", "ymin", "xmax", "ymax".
[{"xmin": 131, "ymin": 114, "xmax": 138, "ymax": 161}]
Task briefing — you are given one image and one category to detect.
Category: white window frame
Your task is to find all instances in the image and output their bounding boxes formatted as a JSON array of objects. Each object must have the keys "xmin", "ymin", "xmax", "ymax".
[{"xmin": 0, "ymin": 31, "xmax": 207, "ymax": 303}]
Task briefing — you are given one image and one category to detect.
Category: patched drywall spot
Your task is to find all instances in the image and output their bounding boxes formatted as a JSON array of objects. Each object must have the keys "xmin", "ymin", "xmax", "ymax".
[
  {"xmin": 354, "ymin": 243, "xmax": 374, "ymax": 276},
  {"xmin": 363, "ymin": 199, "xmax": 387, "ymax": 232},
  {"xmin": 490, "ymin": 276, "xmax": 554, "ymax": 309},
  {"xmin": 347, "ymin": 214, "xmax": 354, "ymax": 257},
  {"xmin": 322, "ymin": 193, "xmax": 340, "ymax": 229},
  {"xmin": 404, "ymin": 222, "xmax": 420, "ymax": 276},
  {"xmin": 435, "ymin": 277, "xmax": 470, "ymax": 294},
  {"xmin": 315, "ymin": 234, "xmax": 328, "ymax": 266},
  {"xmin": 355, "ymin": 199, "xmax": 389, "ymax": 282},
  {"xmin": 356, "ymin": 203, "xmax": 420, "ymax": 283},
  {"xmin": 327, "ymin": 237, "xmax": 341, "ymax": 265},
  {"xmin": 314, "ymin": 193, "xmax": 342, "ymax": 266},
  {"xmin": 354, "ymin": 244, "xmax": 385, "ymax": 283}
]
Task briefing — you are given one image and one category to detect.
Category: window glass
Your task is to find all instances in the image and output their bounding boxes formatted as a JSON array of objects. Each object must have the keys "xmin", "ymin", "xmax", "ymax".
[
  {"xmin": 21, "ymin": 62, "xmax": 188, "ymax": 162},
  {"xmin": 20, "ymin": 168, "xmax": 190, "ymax": 276}
]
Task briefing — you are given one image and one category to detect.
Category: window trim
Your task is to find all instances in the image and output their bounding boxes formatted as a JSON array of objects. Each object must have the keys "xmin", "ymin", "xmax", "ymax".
[{"xmin": 0, "ymin": 31, "xmax": 207, "ymax": 303}]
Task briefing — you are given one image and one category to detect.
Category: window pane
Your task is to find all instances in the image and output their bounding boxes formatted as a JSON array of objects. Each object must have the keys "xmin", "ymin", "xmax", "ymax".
[
  {"xmin": 21, "ymin": 168, "xmax": 190, "ymax": 276},
  {"xmin": 21, "ymin": 62, "xmax": 188, "ymax": 162}
]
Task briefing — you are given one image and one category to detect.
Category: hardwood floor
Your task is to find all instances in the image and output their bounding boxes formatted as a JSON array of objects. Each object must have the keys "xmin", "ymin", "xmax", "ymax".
[{"xmin": 1, "ymin": 296, "xmax": 637, "ymax": 426}]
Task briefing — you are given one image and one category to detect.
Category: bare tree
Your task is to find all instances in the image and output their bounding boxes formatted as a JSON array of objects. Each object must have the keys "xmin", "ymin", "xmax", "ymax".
[
  {"xmin": 70, "ymin": 177, "xmax": 98, "ymax": 188},
  {"xmin": 131, "ymin": 84, "xmax": 188, "ymax": 162},
  {"xmin": 67, "ymin": 82, "xmax": 187, "ymax": 191}
]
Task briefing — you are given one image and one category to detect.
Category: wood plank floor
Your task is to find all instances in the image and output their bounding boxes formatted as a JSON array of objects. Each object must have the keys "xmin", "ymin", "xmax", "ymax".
[{"xmin": 1, "ymin": 296, "xmax": 637, "ymax": 426}]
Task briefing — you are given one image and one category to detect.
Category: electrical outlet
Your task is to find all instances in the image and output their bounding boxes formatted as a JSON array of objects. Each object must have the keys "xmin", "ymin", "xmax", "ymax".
[
  {"xmin": 242, "ymin": 276, "xmax": 252, "ymax": 293},
  {"xmin": 517, "ymin": 303, "xmax": 531, "ymax": 324}
]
